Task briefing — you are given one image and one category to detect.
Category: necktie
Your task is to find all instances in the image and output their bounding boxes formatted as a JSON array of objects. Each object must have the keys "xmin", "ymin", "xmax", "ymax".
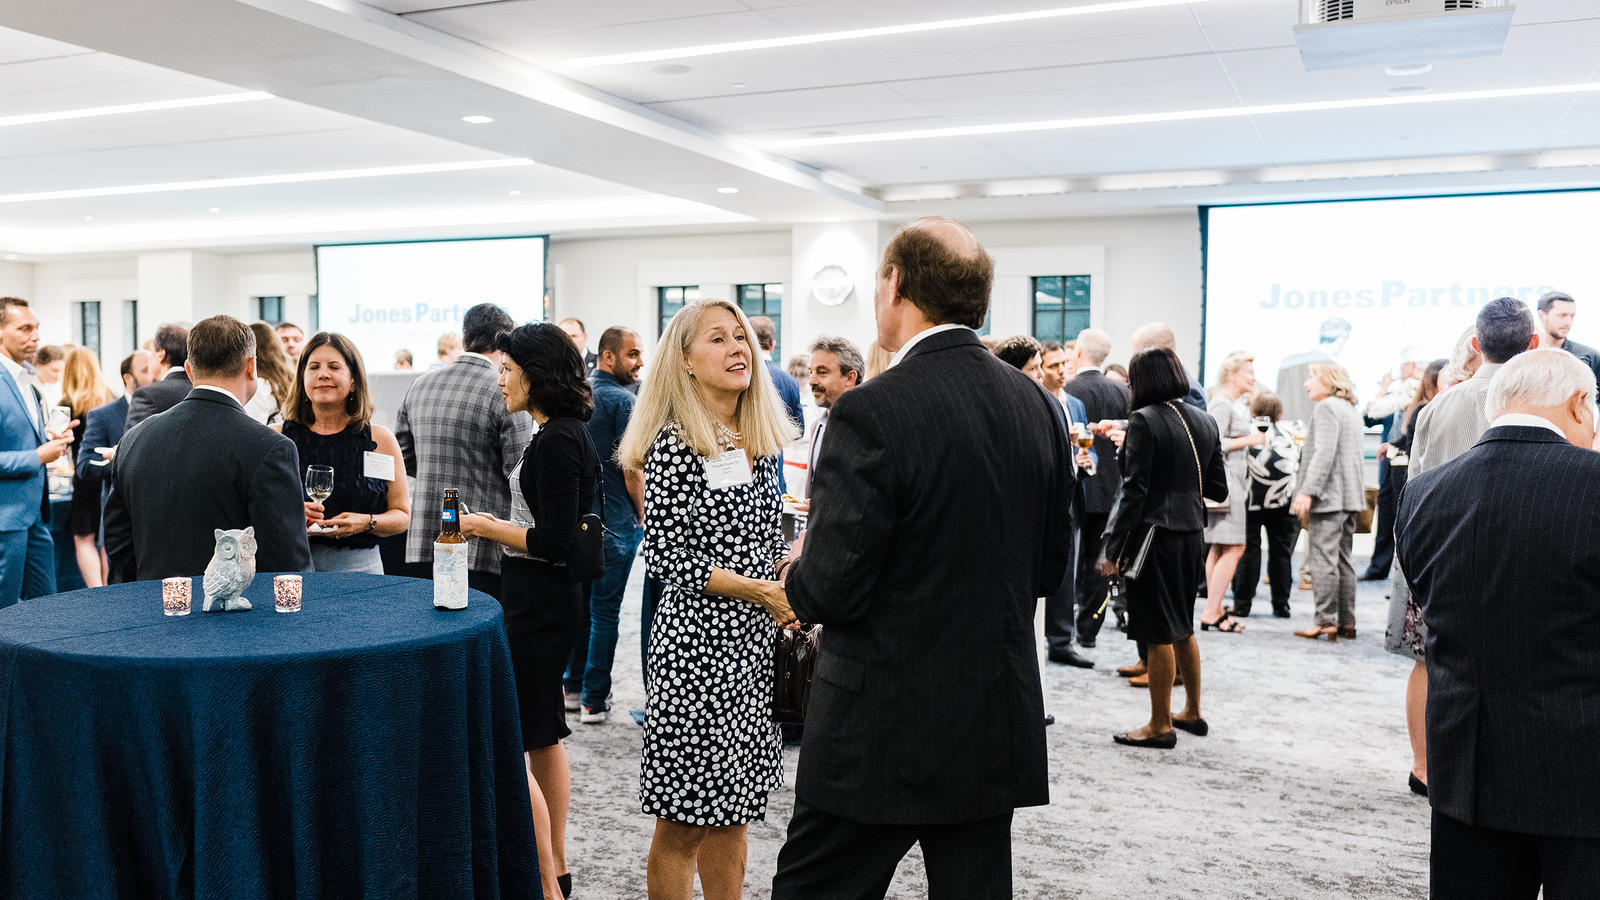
[{"xmin": 805, "ymin": 413, "xmax": 827, "ymax": 499}]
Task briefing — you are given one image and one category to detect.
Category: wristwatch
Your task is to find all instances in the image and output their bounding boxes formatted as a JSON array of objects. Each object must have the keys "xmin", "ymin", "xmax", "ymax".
[{"xmin": 367, "ymin": 514, "xmax": 377, "ymax": 533}]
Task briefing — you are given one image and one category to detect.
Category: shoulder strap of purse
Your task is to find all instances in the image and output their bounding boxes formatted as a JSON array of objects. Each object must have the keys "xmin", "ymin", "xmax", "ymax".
[{"xmin": 1164, "ymin": 400, "xmax": 1205, "ymax": 494}]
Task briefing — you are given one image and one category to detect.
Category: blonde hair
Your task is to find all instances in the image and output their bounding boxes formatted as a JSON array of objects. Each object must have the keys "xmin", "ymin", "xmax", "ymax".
[
  {"xmin": 619, "ymin": 299, "xmax": 798, "ymax": 469},
  {"xmin": 865, "ymin": 341, "xmax": 893, "ymax": 380},
  {"xmin": 1217, "ymin": 351, "xmax": 1254, "ymax": 390},
  {"xmin": 1308, "ymin": 361, "xmax": 1358, "ymax": 406},
  {"xmin": 60, "ymin": 346, "xmax": 112, "ymax": 417}
]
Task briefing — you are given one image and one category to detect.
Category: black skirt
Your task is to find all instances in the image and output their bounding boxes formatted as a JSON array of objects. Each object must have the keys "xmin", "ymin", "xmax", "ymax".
[
  {"xmin": 68, "ymin": 477, "xmax": 101, "ymax": 537},
  {"xmin": 499, "ymin": 555, "xmax": 582, "ymax": 750},
  {"xmin": 1124, "ymin": 528, "xmax": 1204, "ymax": 645}
]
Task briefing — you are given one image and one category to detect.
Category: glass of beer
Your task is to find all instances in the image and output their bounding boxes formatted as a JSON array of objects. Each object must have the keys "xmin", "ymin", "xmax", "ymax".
[{"xmin": 1072, "ymin": 424, "xmax": 1097, "ymax": 476}]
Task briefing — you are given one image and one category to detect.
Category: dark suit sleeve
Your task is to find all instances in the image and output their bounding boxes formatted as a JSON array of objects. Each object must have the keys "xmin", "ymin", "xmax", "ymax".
[
  {"xmin": 249, "ymin": 437, "xmax": 312, "ymax": 572},
  {"xmin": 787, "ymin": 393, "xmax": 894, "ymax": 626},
  {"xmin": 103, "ymin": 451, "xmax": 135, "ymax": 583},
  {"xmin": 1102, "ymin": 411, "xmax": 1154, "ymax": 562},
  {"xmin": 75, "ymin": 408, "xmax": 109, "ymax": 482},
  {"xmin": 523, "ymin": 425, "xmax": 585, "ymax": 563},
  {"xmin": 1037, "ymin": 394, "xmax": 1076, "ymax": 596}
]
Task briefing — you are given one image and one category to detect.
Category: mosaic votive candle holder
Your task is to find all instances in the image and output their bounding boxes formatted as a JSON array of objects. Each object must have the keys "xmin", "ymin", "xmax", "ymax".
[
  {"xmin": 274, "ymin": 575, "xmax": 302, "ymax": 613},
  {"xmin": 162, "ymin": 577, "xmax": 191, "ymax": 616}
]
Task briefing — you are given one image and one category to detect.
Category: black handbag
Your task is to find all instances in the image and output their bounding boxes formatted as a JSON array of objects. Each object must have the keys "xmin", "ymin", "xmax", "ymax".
[{"xmin": 773, "ymin": 624, "xmax": 822, "ymax": 724}]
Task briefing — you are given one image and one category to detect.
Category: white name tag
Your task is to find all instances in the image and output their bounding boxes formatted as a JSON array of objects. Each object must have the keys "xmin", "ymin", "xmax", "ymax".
[
  {"xmin": 363, "ymin": 450, "xmax": 396, "ymax": 481},
  {"xmin": 704, "ymin": 449, "xmax": 753, "ymax": 490}
]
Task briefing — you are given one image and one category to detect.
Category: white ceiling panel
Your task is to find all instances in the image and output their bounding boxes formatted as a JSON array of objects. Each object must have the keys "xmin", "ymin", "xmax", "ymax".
[
  {"xmin": 0, "ymin": 24, "xmax": 85, "ymax": 64},
  {"xmin": 649, "ymin": 83, "xmax": 933, "ymax": 133},
  {"xmin": 789, "ymin": 138, "xmax": 1037, "ymax": 183},
  {"xmin": 408, "ymin": 4, "xmax": 774, "ymax": 65}
]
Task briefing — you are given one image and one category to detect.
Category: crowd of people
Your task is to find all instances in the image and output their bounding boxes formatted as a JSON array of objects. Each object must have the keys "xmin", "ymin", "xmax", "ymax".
[{"xmin": 2, "ymin": 218, "xmax": 1599, "ymax": 896}]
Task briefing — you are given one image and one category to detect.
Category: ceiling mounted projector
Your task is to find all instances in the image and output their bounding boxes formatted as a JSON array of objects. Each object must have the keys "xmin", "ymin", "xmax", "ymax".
[{"xmin": 1294, "ymin": 0, "xmax": 1515, "ymax": 71}]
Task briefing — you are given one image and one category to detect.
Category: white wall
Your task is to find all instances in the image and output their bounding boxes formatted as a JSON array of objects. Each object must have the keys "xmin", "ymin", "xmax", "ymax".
[{"xmin": 8, "ymin": 211, "xmax": 1204, "ymax": 384}]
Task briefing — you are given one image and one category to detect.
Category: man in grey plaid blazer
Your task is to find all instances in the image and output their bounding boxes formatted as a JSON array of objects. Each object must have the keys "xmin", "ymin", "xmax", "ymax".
[{"xmin": 395, "ymin": 304, "xmax": 532, "ymax": 597}]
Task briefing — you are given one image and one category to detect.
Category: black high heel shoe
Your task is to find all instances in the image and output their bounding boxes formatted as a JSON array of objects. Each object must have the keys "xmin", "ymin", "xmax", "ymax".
[{"xmin": 1408, "ymin": 773, "xmax": 1428, "ymax": 797}]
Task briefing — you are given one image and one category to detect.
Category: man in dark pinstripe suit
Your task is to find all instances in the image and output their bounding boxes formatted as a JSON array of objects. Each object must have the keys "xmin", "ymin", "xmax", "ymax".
[
  {"xmin": 771, "ymin": 218, "xmax": 1076, "ymax": 899},
  {"xmin": 1398, "ymin": 348, "xmax": 1600, "ymax": 899},
  {"xmin": 394, "ymin": 304, "xmax": 532, "ymax": 598}
]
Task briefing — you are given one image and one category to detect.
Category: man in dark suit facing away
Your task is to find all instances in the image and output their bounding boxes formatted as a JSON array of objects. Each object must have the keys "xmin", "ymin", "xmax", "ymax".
[
  {"xmin": 1397, "ymin": 347, "xmax": 1600, "ymax": 898},
  {"xmin": 124, "ymin": 323, "xmax": 191, "ymax": 430},
  {"xmin": 1065, "ymin": 327, "xmax": 1134, "ymax": 647},
  {"xmin": 771, "ymin": 217, "xmax": 1076, "ymax": 898},
  {"xmin": 105, "ymin": 315, "xmax": 310, "ymax": 582}
]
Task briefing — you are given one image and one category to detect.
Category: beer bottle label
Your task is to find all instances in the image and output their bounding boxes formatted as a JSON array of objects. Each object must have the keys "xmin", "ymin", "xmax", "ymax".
[{"xmin": 441, "ymin": 509, "xmax": 457, "ymax": 523}]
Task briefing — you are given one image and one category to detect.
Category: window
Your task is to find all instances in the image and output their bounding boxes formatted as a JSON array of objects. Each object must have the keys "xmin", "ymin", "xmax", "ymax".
[
  {"xmin": 255, "ymin": 296, "xmax": 285, "ymax": 323},
  {"xmin": 657, "ymin": 285, "xmax": 700, "ymax": 338},
  {"xmin": 74, "ymin": 301, "xmax": 101, "ymax": 357},
  {"xmin": 309, "ymin": 294, "xmax": 320, "ymax": 331},
  {"xmin": 122, "ymin": 299, "xmax": 139, "ymax": 354},
  {"xmin": 1031, "ymin": 275, "xmax": 1092, "ymax": 344},
  {"xmin": 736, "ymin": 282, "xmax": 784, "ymax": 359}
]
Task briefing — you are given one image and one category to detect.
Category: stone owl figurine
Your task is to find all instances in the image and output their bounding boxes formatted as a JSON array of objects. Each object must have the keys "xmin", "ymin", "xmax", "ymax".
[{"xmin": 203, "ymin": 527, "xmax": 258, "ymax": 612}]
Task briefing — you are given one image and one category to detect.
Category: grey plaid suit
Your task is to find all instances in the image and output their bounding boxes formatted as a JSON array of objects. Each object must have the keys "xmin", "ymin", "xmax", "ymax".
[{"xmin": 395, "ymin": 354, "xmax": 533, "ymax": 573}]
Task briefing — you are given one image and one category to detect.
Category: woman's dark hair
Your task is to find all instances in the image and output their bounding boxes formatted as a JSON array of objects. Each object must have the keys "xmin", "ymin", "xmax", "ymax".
[
  {"xmin": 1250, "ymin": 390, "xmax": 1283, "ymax": 422},
  {"xmin": 1128, "ymin": 346, "xmax": 1191, "ymax": 410},
  {"xmin": 993, "ymin": 334, "xmax": 1042, "ymax": 371},
  {"xmin": 499, "ymin": 322, "xmax": 594, "ymax": 421},
  {"xmin": 285, "ymin": 332, "xmax": 374, "ymax": 428}
]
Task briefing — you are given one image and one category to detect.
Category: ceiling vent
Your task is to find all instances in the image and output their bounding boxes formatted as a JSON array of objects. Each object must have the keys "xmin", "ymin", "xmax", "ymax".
[{"xmin": 1295, "ymin": 0, "xmax": 1514, "ymax": 70}]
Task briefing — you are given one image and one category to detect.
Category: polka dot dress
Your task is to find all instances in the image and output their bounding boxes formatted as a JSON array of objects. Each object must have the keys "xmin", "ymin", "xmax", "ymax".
[{"xmin": 639, "ymin": 425, "xmax": 786, "ymax": 826}]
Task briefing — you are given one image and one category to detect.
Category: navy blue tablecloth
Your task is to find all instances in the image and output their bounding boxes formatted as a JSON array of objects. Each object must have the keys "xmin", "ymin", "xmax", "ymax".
[{"xmin": 0, "ymin": 573, "xmax": 541, "ymax": 899}]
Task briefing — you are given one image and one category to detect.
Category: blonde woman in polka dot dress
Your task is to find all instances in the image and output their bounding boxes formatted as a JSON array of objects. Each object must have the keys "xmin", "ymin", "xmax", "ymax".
[{"xmin": 618, "ymin": 298, "xmax": 801, "ymax": 900}]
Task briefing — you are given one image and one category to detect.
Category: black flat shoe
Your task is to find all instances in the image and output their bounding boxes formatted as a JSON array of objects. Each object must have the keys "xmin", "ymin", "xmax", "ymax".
[
  {"xmin": 1113, "ymin": 730, "xmax": 1177, "ymax": 749},
  {"xmin": 1272, "ymin": 606, "xmax": 1292, "ymax": 618},
  {"xmin": 1409, "ymin": 773, "xmax": 1428, "ymax": 797},
  {"xmin": 1172, "ymin": 716, "xmax": 1209, "ymax": 737}
]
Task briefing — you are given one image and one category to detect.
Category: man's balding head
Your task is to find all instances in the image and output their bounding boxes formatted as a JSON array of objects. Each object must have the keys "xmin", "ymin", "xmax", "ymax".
[
  {"xmin": 878, "ymin": 216, "xmax": 994, "ymax": 329},
  {"xmin": 1129, "ymin": 322, "xmax": 1176, "ymax": 353}
]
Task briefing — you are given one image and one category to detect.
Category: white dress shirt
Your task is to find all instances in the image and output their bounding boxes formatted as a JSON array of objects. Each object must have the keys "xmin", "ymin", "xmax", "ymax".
[
  {"xmin": 889, "ymin": 323, "xmax": 969, "ymax": 369},
  {"xmin": 191, "ymin": 383, "xmax": 246, "ymax": 411},
  {"xmin": 1488, "ymin": 413, "xmax": 1565, "ymax": 438}
]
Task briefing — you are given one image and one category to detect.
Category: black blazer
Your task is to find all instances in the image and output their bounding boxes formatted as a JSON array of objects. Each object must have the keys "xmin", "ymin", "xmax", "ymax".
[
  {"xmin": 787, "ymin": 328, "xmax": 1075, "ymax": 825},
  {"xmin": 1102, "ymin": 400, "xmax": 1228, "ymax": 563},
  {"xmin": 125, "ymin": 370, "xmax": 192, "ymax": 430},
  {"xmin": 1397, "ymin": 425, "xmax": 1600, "ymax": 838},
  {"xmin": 105, "ymin": 390, "xmax": 311, "ymax": 582},
  {"xmin": 1063, "ymin": 369, "xmax": 1132, "ymax": 514}
]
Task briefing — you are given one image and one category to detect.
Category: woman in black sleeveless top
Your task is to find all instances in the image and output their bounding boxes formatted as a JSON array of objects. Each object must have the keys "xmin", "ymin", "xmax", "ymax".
[
  {"xmin": 273, "ymin": 332, "xmax": 410, "ymax": 574},
  {"xmin": 461, "ymin": 322, "xmax": 597, "ymax": 900}
]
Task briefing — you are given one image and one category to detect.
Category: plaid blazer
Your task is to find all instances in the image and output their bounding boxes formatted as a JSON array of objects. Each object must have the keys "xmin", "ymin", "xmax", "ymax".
[{"xmin": 395, "ymin": 354, "xmax": 533, "ymax": 572}]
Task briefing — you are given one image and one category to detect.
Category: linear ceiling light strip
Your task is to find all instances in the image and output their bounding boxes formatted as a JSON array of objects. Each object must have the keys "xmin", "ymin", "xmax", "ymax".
[{"xmin": 0, "ymin": 92, "xmax": 274, "ymax": 129}]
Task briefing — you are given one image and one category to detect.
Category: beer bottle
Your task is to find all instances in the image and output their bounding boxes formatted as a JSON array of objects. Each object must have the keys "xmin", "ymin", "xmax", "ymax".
[{"xmin": 433, "ymin": 488, "xmax": 469, "ymax": 609}]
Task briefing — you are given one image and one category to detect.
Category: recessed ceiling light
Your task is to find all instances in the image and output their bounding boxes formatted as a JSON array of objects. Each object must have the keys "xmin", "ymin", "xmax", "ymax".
[
  {"xmin": 731, "ymin": 82, "xmax": 748, "ymax": 89},
  {"xmin": 461, "ymin": 115, "xmax": 495, "ymax": 124},
  {"xmin": 717, "ymin": 186, "xmax": 740, "ymax": 194},
  {"xmin": 509, "ymin": 189, "xmax": 522, "ymax": 196},
  {"xmin": 769, "ymin": 82, "xmax": 1600, "ymax": 148},
  {"xmin": 0, "ymin": 92, "xmax": 272, "ymax": 130},
  {"xmin": 563, "ymin": 0, "xmax": 1210, "ymax": 67},
  {"xmin": 208, "ymin": 207, "xmax": 221, "ymax": 214},
  {"xmin": 3, "ymin": 254, "xmax": 17, "ymax": 260},
  {"xmin": 1386, "ymin": 63, "xmax": 1434, "ymax": 77},
  {"xmin": 0, "ymin": 159, "xmax": 534, "ymax": 205},
  {"xmin": 1387, "ymin": 85, "xmax": 1429, "ymax": 96},
  {"xmin": 653, "ymin": 64, "xmax": 692, "ymax": 75},
  {"xmin": 83, "ymin": 216, "xmax": 95, "ymax": 222}
]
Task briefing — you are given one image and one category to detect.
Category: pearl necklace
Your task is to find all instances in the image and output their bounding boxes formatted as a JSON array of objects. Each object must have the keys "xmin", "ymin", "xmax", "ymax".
[{"xmin": 715, "ymin": 420, "xmax": 743, "ymax": 449}]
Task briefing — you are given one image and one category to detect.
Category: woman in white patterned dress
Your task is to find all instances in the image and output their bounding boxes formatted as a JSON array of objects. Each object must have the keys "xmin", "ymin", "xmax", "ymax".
[{"xmin": 618, "ymin": 298, "xmax": 799, "ymax": 900}]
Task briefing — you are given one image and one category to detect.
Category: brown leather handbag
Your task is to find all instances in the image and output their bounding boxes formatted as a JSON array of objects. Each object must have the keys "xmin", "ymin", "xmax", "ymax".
[{"xmin": 772, "ymin": 624, "xmax": 822, "ymax": 724}]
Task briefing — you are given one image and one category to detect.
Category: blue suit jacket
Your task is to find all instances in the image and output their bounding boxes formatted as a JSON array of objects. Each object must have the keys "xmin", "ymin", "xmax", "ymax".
[
  {"xmin": 75, "ymin": 395, "xmax": 128, "ymax": 484},
  {"xmin": 0, "ymin": 363, "xmax": 46, "ymax": 532}
]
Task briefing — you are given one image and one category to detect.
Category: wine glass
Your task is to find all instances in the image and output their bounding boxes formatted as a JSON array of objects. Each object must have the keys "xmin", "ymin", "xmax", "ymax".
[
  {"xmin": 305, "ymin": 465, "xmax": 334, "ymax": 504},
  {"xmin": 1253, "ymin": 416, "xmax": 1272, "ymax": 435}
]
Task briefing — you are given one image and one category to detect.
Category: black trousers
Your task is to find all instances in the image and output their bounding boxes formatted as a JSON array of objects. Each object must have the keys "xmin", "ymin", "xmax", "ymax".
[
  {"xmin": 1075, "ymin": 511, "xmax": 1112, "ymax": 643},
  {"xmin": 1432, "ymin": 809, "xmax": 1600, "ymax": 899},
  {"xmin": 1231, "ymin": 506, "xmax": 1299, "ymax": 615},
  {"xmin": 1365, "ymin": 457, "xmax": 1396, "ymax": 576},
  {"xmin": 1043, "ymin": 512, "xmax": 1081, "ymax": 653},
  {"xmin": 771, "ymin": 799, "xmax": 1013, "ymax": 900}
]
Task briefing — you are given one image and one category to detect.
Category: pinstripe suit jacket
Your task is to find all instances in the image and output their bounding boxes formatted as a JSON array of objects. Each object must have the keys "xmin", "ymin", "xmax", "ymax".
[
  {"xmin": 786, "ymin": 327, "xmax": 1075, "ymax": 825},
  {"xmin": 395, "ymin": 354, "xmax": 533, "ymax": 572},
  {"xmin": 1397, "ymin": 425, "xmax": 1600, "ymax": 838}
]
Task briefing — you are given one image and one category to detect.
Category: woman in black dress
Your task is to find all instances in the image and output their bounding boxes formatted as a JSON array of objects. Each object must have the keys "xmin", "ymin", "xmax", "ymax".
[
  {"xmin": 1101, "ymin": 346, "xmax": 1229, "ymax": 748},
  {"xmin": 61, "ymin": 347, "xmax": 112, "ymax": 586},
  {"xmin": 460, "ymin": 322, "xmax": 597, "ymax": 900}
]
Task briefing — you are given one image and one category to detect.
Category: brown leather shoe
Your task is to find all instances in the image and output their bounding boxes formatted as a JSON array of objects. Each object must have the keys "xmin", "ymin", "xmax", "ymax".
[
  {"xmin": 1116, "ymin": 661, "xmax": 1147, "ymax": 678},
  {"xmin": 1338, "ymin": 626, "xmax": 1357, "ymax": 640}
]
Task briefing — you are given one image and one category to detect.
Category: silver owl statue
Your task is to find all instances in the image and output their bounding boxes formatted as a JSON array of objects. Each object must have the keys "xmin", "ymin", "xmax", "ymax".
[{"xmin": 203, "ymin": 527, "xmax": 258, "ymax": 612}]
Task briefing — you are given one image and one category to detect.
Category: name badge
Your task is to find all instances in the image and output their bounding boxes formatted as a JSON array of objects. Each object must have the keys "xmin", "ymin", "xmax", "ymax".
[
  {"xmin": 363, "ymin": 450, "xmax": 396, "ymax": 481},
  {"xmin": 704, "ymin": 449, "xmax": 753, "ymax": 491}
]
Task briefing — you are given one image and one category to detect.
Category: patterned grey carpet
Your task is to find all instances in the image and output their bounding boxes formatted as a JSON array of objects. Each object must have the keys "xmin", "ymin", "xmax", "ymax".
[{"xmin": 561, "ymin": 546, "xmax": 1428, "ymax": 898}]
